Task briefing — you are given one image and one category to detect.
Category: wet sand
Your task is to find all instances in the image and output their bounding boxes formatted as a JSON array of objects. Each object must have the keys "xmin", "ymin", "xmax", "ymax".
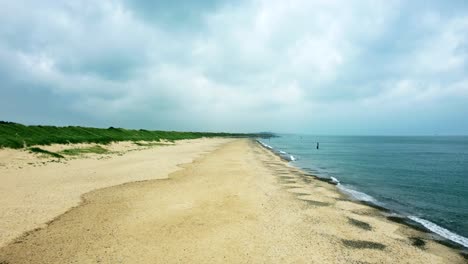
[{"xmin": 0, "ymin": 139, "xmax": 465, "ymax": 263}]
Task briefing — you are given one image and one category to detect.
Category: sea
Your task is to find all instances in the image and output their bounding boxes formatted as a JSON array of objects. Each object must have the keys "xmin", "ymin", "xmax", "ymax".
[{"xmin": 258, "ymin": 135, "xmax": 468, "ymax": 248}]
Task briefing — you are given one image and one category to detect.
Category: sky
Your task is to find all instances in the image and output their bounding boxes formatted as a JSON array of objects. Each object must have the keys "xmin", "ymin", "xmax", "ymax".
[{"xmin": 1, "ymin": 0, "xmax": 467, "ymax": 135}]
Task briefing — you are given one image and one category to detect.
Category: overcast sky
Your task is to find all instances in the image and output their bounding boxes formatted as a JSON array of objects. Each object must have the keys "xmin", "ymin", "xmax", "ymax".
[{"xmin": 1, "ymin": 0, "xmax": 467, "ymax": 135}]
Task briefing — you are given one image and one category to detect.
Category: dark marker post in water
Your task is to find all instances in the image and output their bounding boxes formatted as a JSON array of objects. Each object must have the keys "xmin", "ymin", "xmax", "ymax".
[{"xmin": 316, "ymin": 142, "xmax": 319, "ymax": 149}]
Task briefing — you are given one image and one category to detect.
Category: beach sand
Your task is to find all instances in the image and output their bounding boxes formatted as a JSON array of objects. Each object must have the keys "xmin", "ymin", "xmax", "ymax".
[
  {"xmin": 0, "ymin": 139, "xmax": 465, "ymax": 263},
  {"xmin": 0, "ymin": 138, "xmax": 232, "ymax": 249}
]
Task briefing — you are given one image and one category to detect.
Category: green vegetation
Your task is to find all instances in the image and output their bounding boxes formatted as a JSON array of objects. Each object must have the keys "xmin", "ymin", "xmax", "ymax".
[
  {"xmin": 29, "ymin": 147, "xmax": 65, "ymax": 158},
  {"xmin": 0, "ymin": 121, "xmax": 273, "ymax": 149},
  {"xmin": 60, "ymin": 145, "xmax": 109, "ymax": 156},
  {"xmin": 133, "ymin": 141, "xmax": 170, "ymax": 147}
]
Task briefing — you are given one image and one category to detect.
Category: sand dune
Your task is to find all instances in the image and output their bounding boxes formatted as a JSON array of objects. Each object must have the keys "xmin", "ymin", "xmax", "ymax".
[{"xmin": 0, "ymin": 139, "xmax": 465, "ymax": 263}]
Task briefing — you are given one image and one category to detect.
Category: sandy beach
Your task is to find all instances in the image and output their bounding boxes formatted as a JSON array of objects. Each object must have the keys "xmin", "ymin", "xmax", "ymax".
[
  {"xmin": 0, "ymin": 138, "xmax": 232, "ymax": 249},
  {"xmin": 0, "ymin": 139, "xmax": 465, "ymax": 263}
]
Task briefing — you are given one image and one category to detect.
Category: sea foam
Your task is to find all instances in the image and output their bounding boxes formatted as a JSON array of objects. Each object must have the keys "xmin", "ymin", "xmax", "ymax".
[
  {"xmin": 258, "ymin": 137, "xmax": 468, "ymax": 250},
  {"xmin": 336, "ymin": 184, "xmax": 377, "ymax": 203},
  {"xmin": 258, "ymin": 140, "xmax": 297, "ymax": 162},
  {"xmin": 408, "ymin": 216, "xmax": 468, "ymax": 248},
  {"xmin": 330, "ymin": 177, "xmax": 340, "ymax": 184}
]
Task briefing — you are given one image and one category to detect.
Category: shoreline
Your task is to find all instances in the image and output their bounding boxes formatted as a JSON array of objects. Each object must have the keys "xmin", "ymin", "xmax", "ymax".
[
  {"xmin": 0, "ymin": 139, "xmax": 466, "ymax": 263},
  {"xmin": 257, "ymin": 140, "xmax": 468, "ymax": 256}
]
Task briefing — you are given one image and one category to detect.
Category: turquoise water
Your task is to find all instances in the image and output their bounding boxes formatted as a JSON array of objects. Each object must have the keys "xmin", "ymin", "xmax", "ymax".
[{"xmin": 261, "ymin": 135, "xmax": 468, "ymax": 247}]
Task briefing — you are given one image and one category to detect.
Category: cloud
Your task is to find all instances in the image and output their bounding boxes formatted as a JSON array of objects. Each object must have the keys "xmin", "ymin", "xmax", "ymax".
[{"xmin": 0, "ymin": 0, "xmax": 467, "ymax": 134}]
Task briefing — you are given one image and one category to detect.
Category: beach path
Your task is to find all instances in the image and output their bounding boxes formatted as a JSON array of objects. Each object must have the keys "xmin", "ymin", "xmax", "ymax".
[{"xmin": 0, "ymin": 139, "xmax": 464, "ymax": 263}]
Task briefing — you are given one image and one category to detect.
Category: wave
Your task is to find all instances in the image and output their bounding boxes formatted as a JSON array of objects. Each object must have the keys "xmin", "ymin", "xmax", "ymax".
[
  {"xmin": 258, "ymin": 140, "xmax": 297, "ymax": 162},
  {"xmin": 336, "ymin": 183, "xmax": 377, "ymax": 203},
  {"xmin": 258, "ymin": 141, "xmax": 273, "ymax": 149},
  {"xmin": 336, "ymin": 181, "xmax": 468, "ymax": 248},
  {"xmin": 408, "ymin": 216, "xmax": 468, "ymax": 248},
  {"xmin": 257, "ymin": 139, "xmax": 468, "ymax": 249},
  {"xmin": 332, "ymin": 179, "xmax": 468, "ymax": 248},
  {"xmin": 335, "ymin": 181, "xmax": 468, "ymax": 248},
  {"xmin": 330, "ymin": 177, "xmax": 340, "ymax": 184}
]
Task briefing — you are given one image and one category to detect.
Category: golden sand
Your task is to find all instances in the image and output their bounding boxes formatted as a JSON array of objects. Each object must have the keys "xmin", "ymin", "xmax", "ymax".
[
  {"xmin": 0, "ymin": 139, "xmax": 464, "ymax": 263},
  {"xmin": 0, "ymin": 138, "xmax": 232, "ymax": 248}
]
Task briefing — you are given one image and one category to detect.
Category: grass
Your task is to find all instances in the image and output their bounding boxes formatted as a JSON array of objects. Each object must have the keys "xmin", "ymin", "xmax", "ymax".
[
  {"xmin": 0, "ymin": 121, "xmax": 274, "ymax": 149},
  {"xmin": 29, "ymin": 147, "xmax": 65, "ymax": 159},
  {"xmin": 133, "ymin": 142, "xmax": 169, "ymax": 147},
  {"xmin": 60, "ymin": 145, "xmax": 109, "ymax": 156}
]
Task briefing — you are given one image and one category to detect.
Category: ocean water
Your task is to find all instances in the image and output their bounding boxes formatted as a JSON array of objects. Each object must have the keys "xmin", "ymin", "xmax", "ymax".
[{"xmin": 259, "ymin": 135, "xmax": 468, "ymax": 248}]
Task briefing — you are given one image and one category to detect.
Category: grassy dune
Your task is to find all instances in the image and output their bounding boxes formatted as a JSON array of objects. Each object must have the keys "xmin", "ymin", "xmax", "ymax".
[{"xmin": 0, "ymin": 121, "xmax": 270, "ymax": 149}]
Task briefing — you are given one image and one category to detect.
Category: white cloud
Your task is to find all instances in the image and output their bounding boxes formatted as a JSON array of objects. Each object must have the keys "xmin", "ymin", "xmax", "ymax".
[
  {"xmin": 409, "ymin": 16, "xmax": 468, "ymax": 75},
  {"xmin": 0, "ymin": 0, "xmax": 467, "ymax": 133}
]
